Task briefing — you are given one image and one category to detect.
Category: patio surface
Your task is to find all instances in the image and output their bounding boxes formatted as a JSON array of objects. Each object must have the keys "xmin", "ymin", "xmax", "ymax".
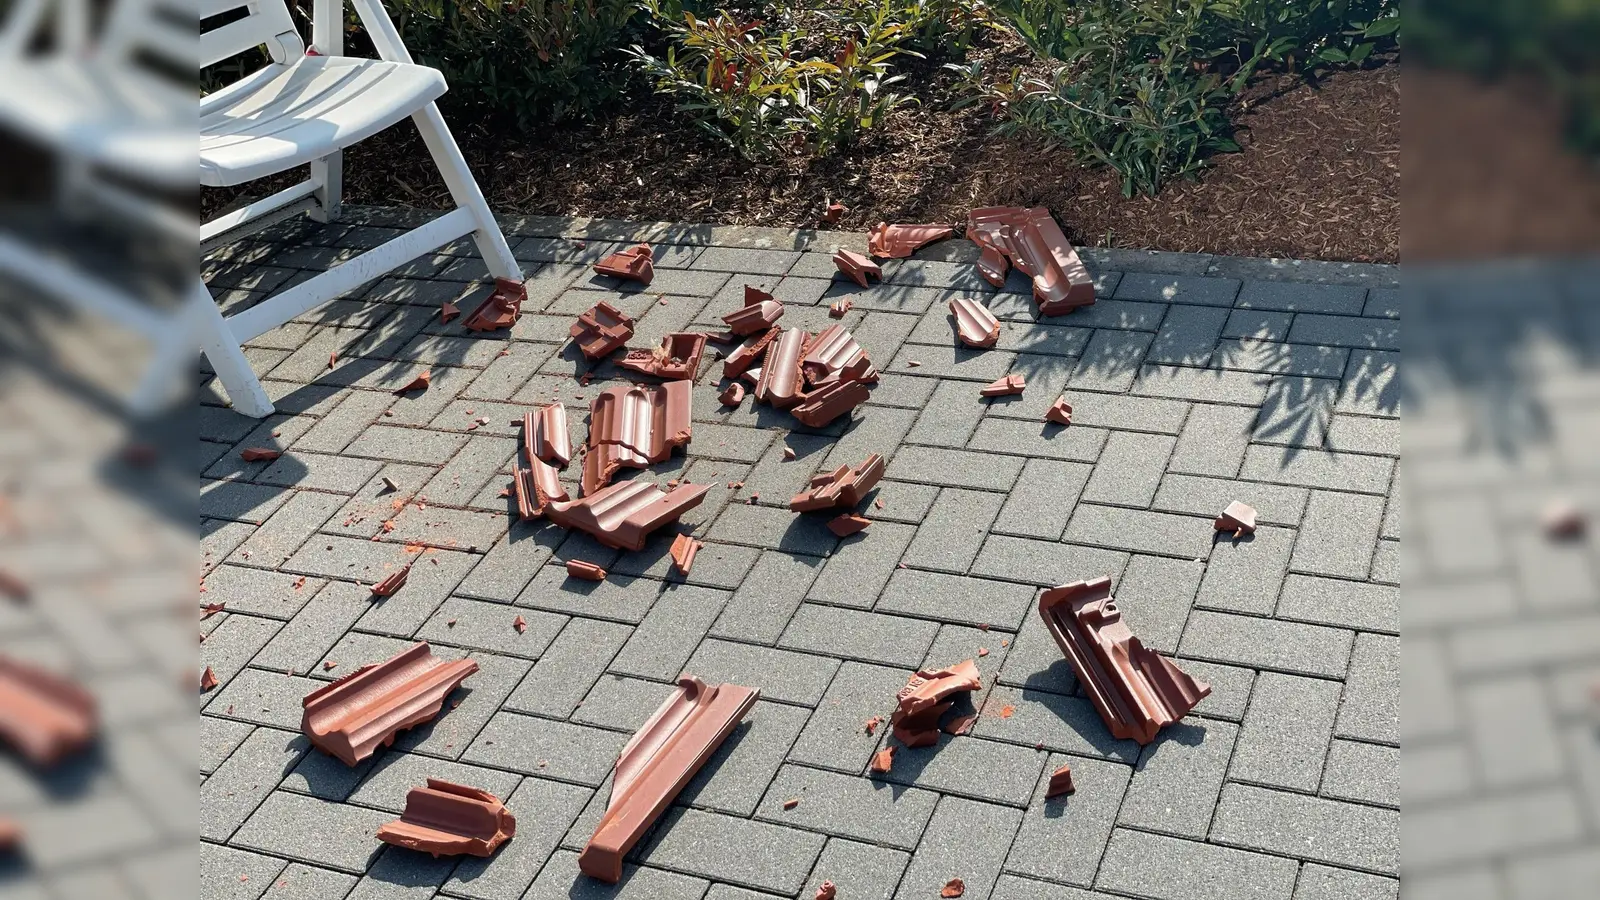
[{"xmin": 199, "ymin": 207, "xmax": 1401, "ymax": 900}]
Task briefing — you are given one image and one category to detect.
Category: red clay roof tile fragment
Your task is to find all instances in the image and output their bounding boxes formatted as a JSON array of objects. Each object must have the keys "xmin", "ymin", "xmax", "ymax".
[
  {"xmin": 546, "ymin": 480, "xmax": 711, "ymax": 552},
  {"xmin": 301, "ymin": 642, "xmax": 478, "ymax": 766},
  {"xmin": 669, "ymin": 533, "xmax": 702, "ymax": 575},
  {"xmin": 949, "ymin": 297, "xmax": 1000, "ymax": 348},
  {"xmin": 0, "ymin": 657, "xmax": 97, "ymax": 768},
  {"xmin": 724, "ymin": 286, "xmax": 785, "ymax": 335},
  {"xmin": 578, "ymin": 676, "xmax": 758, "ymax": 883},
  {"xmin": 462, "ymin": 277, "xmax": 526, "ymax": 332},
  {"xmin": 828, "ymin": 298, "xmax": 852, "ymax": 318},
  {"xmin": 815, "ymin": 881, "xmax": 837, "ymax": 900},
  {"xmin": 1038, "ymin": 577, "xmax": 1210, "ymax": 745},
  {"xmin": 755, "ymin": 328, "xmax": 810, "ymax": 410},
  {"xmin": 833, "ymin": 249, "xmax": 881, "ymax": 288},
  {"xmin": 718, "ymin": 382, "xmax": 745, "ymax": 406},
  {"xmin": 722, "ymin": 327, "xmax": 778, "ymax": 380},
  {"xmin": 570, "ymin": 301, "xmax": 636, "ymax": 360},
  {"xmin": 801, "ymin": 324, "xmax": 876, "ymax": 385},
  {"xmin": 980, "ymin": 374, "xmax": 1026, "ymax": 397},
  {"xmin": 617, "ymin": 332, "xmax": 707, "ymax": 381},
  {"xmin": 791, "ymin": 453, "xmax": 885, "ymax": 512},
  {"xmin": 941, "ymin": 878, "xmax": 966, "ymax": 898},
  {"xmin": 239, "ymin": 447, "xmax": 281, "ymax": 462},
  {"xmin": 1045, "ymin": 763, "xmax": 1075, "ymax": 798},
  {"xmin": 566, "ymin": 560, "xmax": 607, "ymax": 581},
  {"xmin": 827, "ymin": 514, "xmax": 871, "ymax": 537},
  {"xmin": 370, "ymin": 563, "xmax": 413, "ymax": 597},
  {"xmin": 581, "ymin": 381, "xmax": 693, "ymax": 495},
  {"xmin": 593, "ymin": 244, "xmax": 654, "ymax": 285},
  {"xmin": 440, "ymin": 300, "xmax": 460, "ymax": 324},
  {"xmin": 792, "ymin": 379, "xmax": 871, "ymax": 428},
  {"xmin": 941, "ymin": 712, "xmax": 977, "ymax": 736},
  {"xmin": 377, "ymin": 779, "xmax": 516, "ymax": 858},
  {"xmin": 1214, "ymin": 501, "xmax": 1257, "ymax": 537},
  {"xmin": 201, "ymin": 601, "xmax": 225, "ymax": 619},
  {"xmin": 891, "ymin": 659, "xmax": 981, "ymax": 747},
  {"xmin": 868, "ymin": 222, "xmax": 954, "ymax": 258},
  {"xmin": 1543, "ymin": 500, "xmax": 1586, "ymax": 539},
  {"xmin": 823, "ymin": 202, "xmax": 847, "ymax": 225},
  {"xmin": 1045, "ymin": 398, "xmax": 1073, "ymax": 425},
  {"xmin": 967, "ymin": 207, "xmax": 1095, "ymax": 315},
  {"xmin": 199, "ymin": 665, "xmax": 219, "ymax": 691},
  {"xmin": 393, "ymin": 370, "xmax": 432, "ymax": 394},
  {"xmin": 513, "ymin": 459, "xmax": 568, "ymax": 520},
  {"xmin": 869, "ymin": 746, "xmax": 894, "ymax": 773},
  {"xmin": 525, "ymin": 403, "xmax": 572, "ymax": 467}
]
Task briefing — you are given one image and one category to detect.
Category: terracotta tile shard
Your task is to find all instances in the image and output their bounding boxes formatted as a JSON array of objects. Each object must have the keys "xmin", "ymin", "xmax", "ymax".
[
  {"xmin": 980, "ymin": 374, "xmax": 1027, "ymax": 397},
  {"xmin": 463, "ymin": 278, "xmax": 526, "ymax": 332},
  {"xmin": 0, "ymin": 658, "xmax": 97, "ymax": 768},
  {"xmin": 723, "ymin": 327, "xmax": 778, "ymax": 380},
  {"xmin": 570, "ymin": 301, "xmax": 636, "ymax": 360},
  {"xmin": 941, "ymin": 877, "xmax": 966, "ymax": 898},
  {"xmin": 393, "ymin": 370, "xmax": 432, "ymax": 394},
  {"xmin": 941, "ymin": 713, "xmax": 977, "ymax": 736},
  {"xmin": 833, "ymin": 249, "xmax": 881, "ymax": 288},
  {"xmin": 1045, "ymin": 398, "xmax": 1073, "ymax": 425},
  {"xmin": 200, "ymin": 667, "xmax": 219, "ymax": 692},
  {"xmin": 566, "ymin": 560, "xmax": 608, "ymax": 582},
  {"xmin": 793, "ymin": 379, "xmax": 871, "ymax": 428},
  {"xmin": 781, "ymin": 797, "xmax": 800, "ymax": 810},
  {"xmin": 1543, "ymin": 501, "xmax": 1586, "ymax": 539},
  {"xmin": 581, "ymin": 381, "xmax": 693, "ymax": 495},
  {"xmin": 239, "ymin": 447, "xmax": 282, "ymax": 462},
  {"xmin": 1045, "ymin": 763, "xmax": 1075, "ymax": 798},
  {"xmin": 546, "ymin": 480, "xmax": 711, "ymax": 552},
  {"xmin": 377, "ymin": 779, "xmax": 516, "ymax": 858},
  {"xmin": 201, "ymin": 602, "xmax": 226, "ymax": 619},
  {"xmin": 724, "ymin": 286, "xmax": 785, "ymax": 335},
  {"xmin": 370, "ymin": 564, "xmax": 413, "ymax": 597},
  {"xmin": 1214, "ymin": 501, "xmax": 1257, "ymax": 537},
  {"xmin": 593, "ymin": 243, "xmax": 654, "ymax": 284},
  {"xmin": 828, "ymin": 298, "xmax": 852, "ymax": 318},
  {"xmin": 513, "ymin": 615, "xmax": 528, "ymax": 634},
  {"xmin": 823, "ymin": 202, "xmax": 847, "ymax": 224},
  {"xmin": 892, "ymin": 659, "xmax": 981, "ymax": 748},
  {"xmin": 618, "ymin": 332, "xmax": 708, "ymax": 381},
  {"xmin": 864, "ymin": 715, "xmax": 881, "ymax": 735},
  {"xmin": 1038, "ymin": 577, "xmax": 1210, "ymax": 745},
  {"xmin": 525, "ymin": 403, "xmax": 572, "ymax": 467},
  {"xmin": 868, "ymin": 222, "xmax": 954, "ymax": 258},
  {"xmin": 329, "ymin": 352, "xmax": 338, "ymax": 369},
  {"xmin": 827, "ymin": 514, "xmax": 871, "ymax": 537},
  {"xmin": 869, "ymin": 746, "xmax": 894, "ymax": 773},
  {"xmin": 578, "ymin": 676, "xmax": 758, "ymax": 884},
  {"xmin": 791, "ymin": 453, "xmax": 885, "ymax": 512},
  {"xmin": 967, "ymin": 207, "xmax": 1095, "ymax": 314},
  {"xmin": 754, "ymin": 328, "xmax": 811, "ymax": 410},
  {"xmin": 815, "ymin": 881, "xmax": 837, "ymax": 900},
  {"xmin": 801, "ymin": 323, "xmax": 876, "ymax": 385},
  {"xmin": 669, "ymin": 534, "xmax": 702, "ymax": 575},
  {"xmin": 718, "ymin": 382, "xmax": 745, "ymax": 406},
  {"xmin": 782, "ymin": 446, "xmax": 796, "ymax": 461},
  {"xmin": 301, "ymin": 642, "xmax": 478, "ymax": 766},
  {"xmin": 949, "ymin": 297, "xmax": 1000, "ymax": 348},
  {"xmin": 440, "ymin": 301, "xmax": 460, "ymax": 324}
]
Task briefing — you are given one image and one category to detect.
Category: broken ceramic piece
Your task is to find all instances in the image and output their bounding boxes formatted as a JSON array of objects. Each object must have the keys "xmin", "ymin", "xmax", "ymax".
[
  {"xmin": 525, "ymin": 403, "xmax": 572, "ymax": 467},
  {"xmin": 581, "ymin": 381, "xmax": 693, "ymax": 495},
  {"xmin": 980, "ymin": 374, "xmax": 1026, "ymax": 397},
  {"xmin": 1214, "ymin": 501, "xmax": 1257, "ymax": 537},
  {"xmin": 513, "ymin": 459, "xmax": 568, "ymax": 520},
  {"xmin": 1045, "ymin": 398, "xmax": 1073, "ymax": 425},
  {"xmin": 791, "ymin": 454, "xmax": 885, "ymax": 512},
  {"xmin": 593, "ymin": 244, "xmax": 654, "ymax": 285},
  {"xmin": 823, "ymin": 202, "xmax": 847, "ymax": 225},
  {"xmin": 239, "ymin": 447, "xmax": 282, "ymax": 462},
  {"xmin": 828, "ymin": 298, "xmax": 852, "ymax": 318},
  {"xmin": 578, "ymin": 676, "xmax": 758, "ymax": 883},
  {"xmin": 723, "ymin": 286, "xmax": 785, "ymax": 335},
  {"xmin": 723, "ymin": 327, "xmax": 778, "ymax": 380},
  {"xmin": 941, "ymin": 878, "xmax": 966, "ymax": 898},
  {"xmin": 669, "ymin": 533, "xmax": 702, "ymax": 575},
  {"xmin": 827, "ymin": 514, "xmax": 871, "ymax": 537},
  {"xmin": 833, "ymin": 249, "xmax": 881, "ymax": 288},
  {"xmin": 462, "ymin": 278, "xmax": 526, "ymax": 332},
  {"xmin": 570, "ymin": 301, "xmax": 636, "ymax": 360},
  {"xmin": 868, "ymin": 222, "xmax": 954, "ymax": 258},
  {"xmin": 869, "ymin": 746, "xmax": 894, "ymax": 773},
  {"xmin": 891, "ymin": 659, "xmax": 981, "ymax": 748},
  {"xmin": 377, "ymin": 779, "xmax": 516, "ymax": 858},
  {"xmin": 718, "ymin": 382, "xmax": 745, "ymax": 406},
  {"xmin": 755, "ymin": 328, "xmax": 810, "ymax": 410},
  {"xmin": 0, "ymin": 657, "xmax": 96, "ymax": 767},
  {"xmin": 301, "ymin": 642, "xmax": 478, "ymax": 766},
  {"xmin": 393, "ymin": 370, "xmax": 431, "ymax": 394},
  {"xmin": 545, "ymin": 480, "xmax": 711, "ymax": 552},
  {"xmin": 1045, "ymin": 763, "xmax": 1075, "ymax": 798},
  {"xmin": 370, "ymin": 563, "xmax": 413, "ymax": 597},
  {"xmin": 566, "ymin": 560, "xmax": 607, "ymax": 581},
  {"xmin": 1038, "ymin": 577, "xmax": 1210, "ymax": 744},
  {"xmin": 440, "ymin": 300, "xmax": 459, "ymax": 324},
  {"xmin": 792, "ymin": 379, "xmax": 870, "ymax": 428},
  {"xmin": 949, "ymin": 297, "xmax": 1000, "ymax": 348},
  {"xmin": 617, "ymin": 332, "xmax": 707, "ymax": 380},
  {"xmin": 801, "ymin": 323, "xmax": 876, "ymax": 385},
  {"xmin": 967, "ymin": 207, "xmax": 1095, "ymax": 314}
]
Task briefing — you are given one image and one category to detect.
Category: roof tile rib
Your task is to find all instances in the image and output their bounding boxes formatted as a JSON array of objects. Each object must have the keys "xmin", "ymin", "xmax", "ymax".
[
  {"xmin": 949, "ymin": 297, "xmax": 1000, "ymax": 348},
  {"xmin": 980, "ymin": 374, "xmax": 1027, "ymax": 397},
  {"xmin": 792, "ymin": 378, "xmax": 870, "ymax": 428},
  {"xmin": 513, "ymin": 458, "xmax": 568, "ymax": 520},
  {"xmin": 581, "ymin": 381, "xmax": 693, "ymax": 496},
  {"xmin": 967, "ymin": 207, "xmax": 1095, "ymax": 315},
  {"xmin": 545, "ymin": 480, "xmax": 711, "ymax": 552},
  {"xmin": 570, "ymin": 301, "xmax": 636, "ymax": 360},
  {"xmin": 669, "ymin": 533, "xmax": 702, "ymax": 575},
  {"xmin": 723, "ymin": 327, "xmax": 779, "ymax": 380},
  {"xmin": 301, "ymin": 642, "xmax": 478, "ymax": 766},
  {"xmin": 755, "ymin": 328, "xmax": 810, "ymax": 410},
  {"xmin": 377, "ymin": 779, "xmax": 516, "ymax": 858},
  {"xmin": 525, "ymin": 403, "xmax": 571, "ymax": 467},
  {"xmin": 790, "ymin": 453, "xmax": 885, "ymax": 512},
  {"xmin": 0, "ymin": 657, "xmax": 96, "ymax": 767},
  {"xmin": 723, "ymin": 286, "xmax": 786, "ymax": 335},
  {"xmin": 800, "ymin": 324, "xmax": 876, "ymax": 385}
]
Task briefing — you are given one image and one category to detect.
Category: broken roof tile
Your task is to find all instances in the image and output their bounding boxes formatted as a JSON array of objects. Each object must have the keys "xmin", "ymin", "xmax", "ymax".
[
  {"xmin": 1045, "ymin": 763, "xmax": 1075, "ymax": 798},
  {"xmin": 941, "ymin": 878, "xmax": 966, "ymax": 898},
  {"xmin": 722, "ymin": 327, "xmax": 779, "ymax": 380},
  {"xmin": 581, "ymin": 381, "xmax": 693, "ymax": 495},
  {"xmin": 617, "ymin": 332, "xmax": 708, "ymax": 381},
  {"xmin": 525, "ymin": 403, "xmax": 572, "ymax": 468},
  {"xmin": 566, "ymin": 560, "xmax": 608, "ymax": 582},
  {"xmin": 0, "ymin": 657, "xmax": 96, "ymax": 767},
  {"xmin": 868, "ymin": 222, "xmax": 954, "ymax": 259},
  {"xmin": 301, "ymin": 642, "xmax": 478, "ymax": 766},
  {"xmin": 570, "ymin": 301, "xmax": 636, "ymax": 360},
  {"xmin": 200, "ymin": 667, "xmax": 218, "ymax": 691},
  {"xmin": 827, "ymin": 514, "xmax": 871, "ymax": 538},
  {"xmin": 239, "ymin": 447, "xmax": 282, "ymax": 462},
  {"xmin": 370, "ymin": 563, "xmax": 413, "ymax": 597},
  {"xmin": 967, "ymin": 207, "xmax": 1095, "ymax": 315},
  {"xmin": 823, "ymin": 202, "xmax": 847, "ymax": 224},
  {"xmin": 1045, "ymin": 398, "xmax": 1073, "ymax": 425},
  {"xmin": 833, "ymin": 249, "xmax": 881, "ymax": 288},
  {"xmin": 800, "ymin": 324, "xmax": 875, "ymax": 386},
  {"xmin": 869, "ymin": 746, "xmax": 894, "ymax": 774},
  {"xmin": 723, "ymin": 286, "xmax": 785, "ymax": 335},
  {"xmin": 891, "ymin": 659, "xmax": 981, "ymax": 748},
  {"xmin": 790, "ymin": 453, "xmax": 885, "ymax": 512},
  {"xmin": 393, "ymin": 370, "xmax": 431, "ymax": 394},
  {"xmin": 1038, "ymin": 577, "xmax": 1210, "ymax": 745},
  {"xmin": 949, "ymin": 297, "xmax": 1000, "ymax": 349},
  {"xmin": 718, "ymin": 382, "xmax": 745, "ymax": 406},
  {"xmin": 669, "ymin": 534, "xmax": 701, "ymax": 575},
  {"xmin": 792, "ymin": 379, "xmax": 870, "ymax": 428},
  {"xmin": 980, "ymin": 374, "xmax": 1026, "ymax": 397},
  {"xmin": 593, "ymin": 244, "xmax": 654, "ymax": 284},
  {"xmin": 754, "ymin": 328, "xmax": 810, "ymax": 410},
  {"xmin": 941, "ymin": 712, "xmax": 977, "ymax": 736},
  {"xmin": 1543, "ymin": 501, "xmax": 1586, "ymax": 539},
  {"xmin": 1214, "ymin": 501, "xmax": 1257, "ymax": 537},
  {"xmin": 513, "ymin": 458, "xmax": 568, "ymax": 520},
  {"xmin": 440, "ymin": 300, "xmax": 460, "ymax": 324},
  {"xmin": 462, "ymin": 278, "xmax": 526, "ymax": 332},
  {"xmin": 828, "ymin": 298, "xmax": 852, "ymax": 318},
  {"xmin": 545, "ymin": 480, "xmax": 711, "ymax": 552},
  {"xmin": 377, "ymin": 779, "xmax": 516, "ymax": 858},
  {"xmin": 579, "ymin": 676, "xmax": 758, "ymax": 883}
]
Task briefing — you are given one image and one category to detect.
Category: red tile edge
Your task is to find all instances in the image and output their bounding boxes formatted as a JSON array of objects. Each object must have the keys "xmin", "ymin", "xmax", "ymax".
[
  {"xmin": 546, "ymin": 480, "xmax": 711, "ymax": 552},
  {"xmin": 0, "ymin": 657, "xmax": 97, "ymax": 767},
  {"xmin": 833, "ymin": 250, "xmax": 882, "ymax": 288},
  {"xmin": 462, "ymin": 278, "xmax": 526, "ymax": 332},
  {"xmin": 949, "ymin": 297, "xmax": 1000, "ymax": 348},
  {"xmin": 593, "ymin": 244, "xmax": 655, "ymax": 285},
  {"xmin": 868, "ymin": 223, "xmax": 954, "ymax": 259},
  {"xmin": 1045, "ymin": 398, "xmax": 1073, "ymax": 425},
  {"xmin": 377, "ymin": 778, "xmax": 516, "ymax": 858},
  {"xmin": 526, "ymin": 403, "xmax": 572, "ymax": 467},
  {"xmin": 617, "ymin": 333, "xmax": 708, "ymax": 381},
  {"xmin": 1045, "ymin": 763, "xmax": 1075, "ymax": 798},
  {"xmin": 891, "ymin": 659, "xmax": 981, "ymax": 748},
  {"xmin": 669, "ymin": 534, "xmax": 702, "ymax": 575},
  {"xmin": 791, "ymin": 454, "xmax": 885, "ymax": 512},
  {"xmin": 566, "ymin": 560, "xmax": 608, "ymax": 581},
  {"xmin": 980, "ymin": 374, "xmax": 1026, "ymax": 397},
  {"xmin": 301, "ymin": 642, "xmax": 478, "ymax": 766}
]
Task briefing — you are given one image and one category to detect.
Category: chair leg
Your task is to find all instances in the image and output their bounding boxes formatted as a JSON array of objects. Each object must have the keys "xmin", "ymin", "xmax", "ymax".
[
  {"xmin": 310, "ymin": 153, "xmax": 343, "ymax": 223},
  {"xmin": 410, "ymin": 102, "xmax": 521, "ymax": 281},
  {"xmin": 192, "ymin": 279, "xmax": 274, "ymax": 418}
]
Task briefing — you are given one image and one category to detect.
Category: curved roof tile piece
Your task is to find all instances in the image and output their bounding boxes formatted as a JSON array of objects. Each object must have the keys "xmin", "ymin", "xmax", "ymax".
[
  {"xmin": 723, "ymin": 288, "xmax": 786, "ymax": 335},
  {"xmin": 566, "ymin": 560, "xmax": 608, "ymax": 581},
  {"xmin": 800, "ymin": 324, "xmax": 875, "ymax": 385},
  {"xmin": 617, "ymin": 333, "xmax": 707, "ymax": 381},
  {"xmin": 570, "ymin": 302, "xmax": 636, "ymax": 360},
  {"xmin": 790, "ymin": 453, "xmax": 885, "ymax": 512},
  {"xmin": 868, "ymin": 223, "xmax": 954, "ymax": 259},
  {"xmin": 1045, "ymin": 398, "xmax": 1073, "ymax": 425},
  {"xmin": 301, "ymin": 642, "xmax": 478, "ymax": 766},
  {"xmin": 0, "ymin": 657, "xmax": 96, "ymax": 767},
  {"xmin": 1038, "ymin": 577, "xmax": 1210, "ymax": 745},
  {"xmin": 579, "ymin": 676, "xmax": 759, "ymax": 884},
  {"xmin": 377, "ymin": 779, "xmax": 516, "ymax": 858},
  {"xmin": 545, "ymin": 480, "xmax": 711, "ymax": 552},
  {"xmin": 967, "ymin": 207, "xmax": 1095, "ymax": 315},
  {"xmin": 525, "ymin": 404, "xmax": 571, "ymax": 467},
  {"xmin": 793, "ymin": 379, "xmax": 871, "ymax": 428},
  {"xmin": 755, "ymin": 328, "xmax": 810, "ymax": 410},
  {"xmin": 948, "ymin": 297, "xmax": 1000, "ymax": 348},
  {"xmin": 593, "ymin": 244, "xmax": 654, "ymax": 285},
  {"xmin": 581, "ymin": 381, "xmax": 693, "ymax": 495},
  {"xmin": 513, "ymin": 458, "xmax": 568, "ymax": 520},
  {"xmin": 890, "ymin": 659, "xmax": 981, "ymax": 748},
  {"xmin": 833, "ymin": 249, "xmax": 882, "ymax": 288},
  {"xmin": 462, "ymin": 278, "xmax": 526, "ymax": 332},
  {"xmin": 723, "ymin": 327, "xmax": 779, "ymax": 380},
  {"xmin": 980, "ymin": 374, "xmax": 1027, "ymax": 397},
  {"xmin": 670, "ymin": 533, "xmax": 702, "ymax": 575}
]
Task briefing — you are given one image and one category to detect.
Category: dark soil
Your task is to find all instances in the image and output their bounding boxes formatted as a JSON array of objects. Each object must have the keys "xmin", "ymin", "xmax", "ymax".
[{"xmin": 204, "ymin": 37, "xmax": 1398, "ymax": 263}]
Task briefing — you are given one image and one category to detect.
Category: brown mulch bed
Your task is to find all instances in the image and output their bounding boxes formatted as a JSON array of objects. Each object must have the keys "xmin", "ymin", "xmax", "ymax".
[{"xmin": 204, "ymin": 43, "xmax": 1398, "ymax": 263}]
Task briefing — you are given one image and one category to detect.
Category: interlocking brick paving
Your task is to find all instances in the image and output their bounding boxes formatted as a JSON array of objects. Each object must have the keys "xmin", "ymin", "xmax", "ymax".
[{"xmin": 199, "ymin": 208, "xmax": 1402, "ymax": 899}]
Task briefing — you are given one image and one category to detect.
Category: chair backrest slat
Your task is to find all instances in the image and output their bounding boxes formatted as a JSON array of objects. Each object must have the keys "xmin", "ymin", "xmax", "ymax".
[{"xmin": 199, "ymin": 0, "xmax": 302, "ymax": 69}]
